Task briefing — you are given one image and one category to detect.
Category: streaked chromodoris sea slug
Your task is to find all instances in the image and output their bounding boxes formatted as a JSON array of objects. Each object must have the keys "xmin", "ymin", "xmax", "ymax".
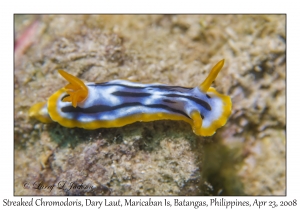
[{"xmin": 29, "ymin": 59, "xmax": 231, "ymax": 136}]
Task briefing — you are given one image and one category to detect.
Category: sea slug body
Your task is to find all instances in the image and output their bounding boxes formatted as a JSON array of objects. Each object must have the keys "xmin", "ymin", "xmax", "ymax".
[{"xmin": 29, "ymin": 59, "xmax": 231, "ymax": 136}]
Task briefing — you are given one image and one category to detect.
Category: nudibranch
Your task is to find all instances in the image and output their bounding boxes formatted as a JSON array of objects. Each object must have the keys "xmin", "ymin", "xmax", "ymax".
[{"xmin": 29, "ymin": 60, "xmax": 231, "ymax": 136}]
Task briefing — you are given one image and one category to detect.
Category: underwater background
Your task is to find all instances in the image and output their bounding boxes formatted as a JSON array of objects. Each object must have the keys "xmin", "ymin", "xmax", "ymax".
[{"xmin": 14, "ymin": 14, "xmax": 285, "ymax": 195}]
